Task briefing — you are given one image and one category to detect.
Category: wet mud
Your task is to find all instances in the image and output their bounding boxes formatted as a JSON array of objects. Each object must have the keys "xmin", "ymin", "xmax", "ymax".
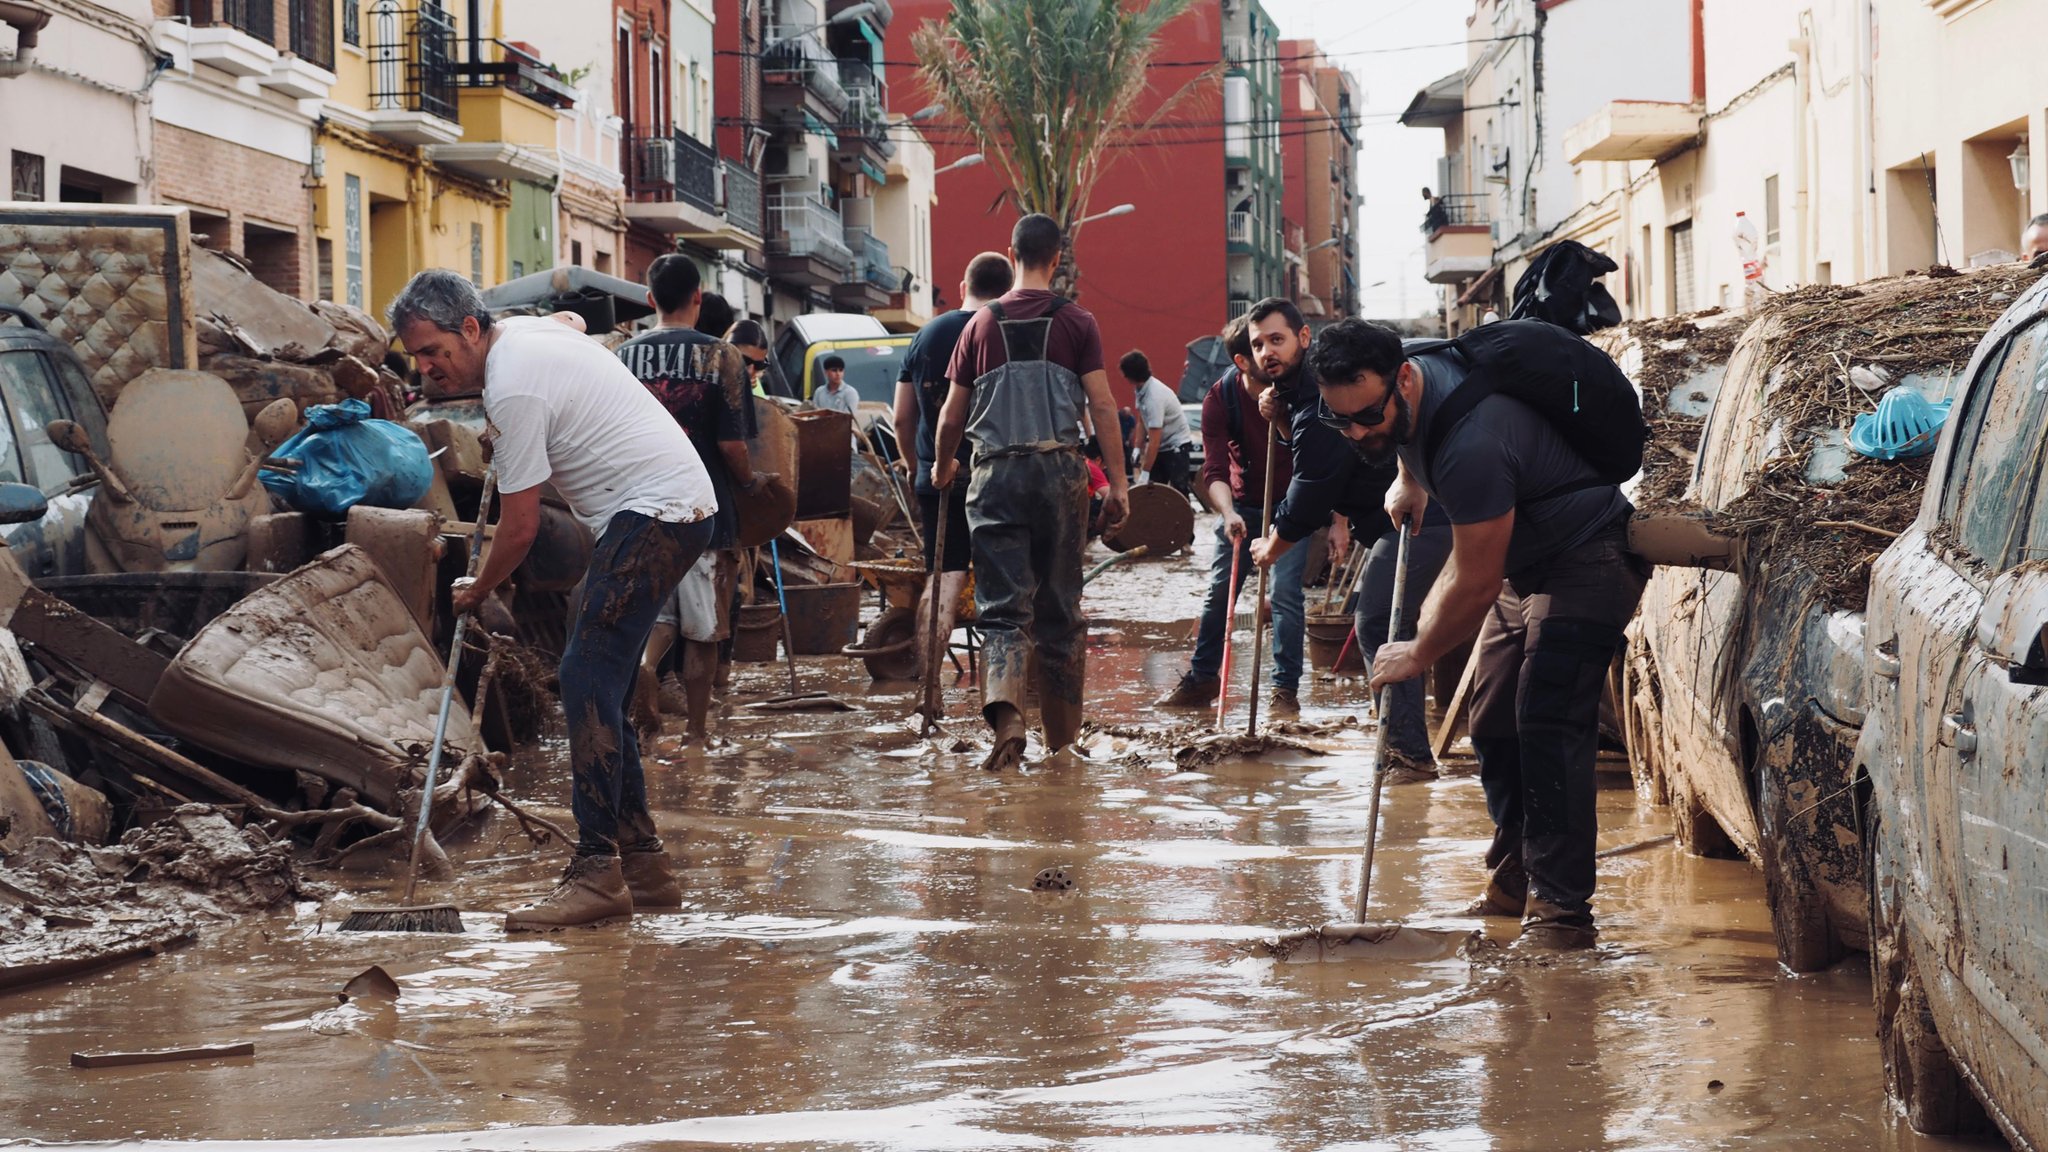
[{"xmin": 0, "ymin": 537, "xmax": 1998, "ymax": 1150}]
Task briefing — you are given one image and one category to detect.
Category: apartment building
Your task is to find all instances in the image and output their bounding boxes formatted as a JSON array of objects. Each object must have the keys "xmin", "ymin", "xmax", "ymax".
[
  {"xmin": 1279, "ymin": 38, "xmax": 1361, "ymax": 321},
  {"xmin": 1, "ymin": 1, "xmax": 156, "ymax": 208},
  {"xmin": 1223, "ymin": 0, "xmax": 1285, "ymax": 321}
]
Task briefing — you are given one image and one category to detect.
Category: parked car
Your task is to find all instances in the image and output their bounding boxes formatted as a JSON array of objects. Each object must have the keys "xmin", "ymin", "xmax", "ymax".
[
  {"xmin": 1857, "ymin": 269, "xmax": 2048, "ymax": 1146},
  {"xmin": 0, "ymin": 304, "xmax": 111, "ymax": 580},
  {"xmin": 1617, "ymin": 272, "xmax": 2017, "ymax": 974}
]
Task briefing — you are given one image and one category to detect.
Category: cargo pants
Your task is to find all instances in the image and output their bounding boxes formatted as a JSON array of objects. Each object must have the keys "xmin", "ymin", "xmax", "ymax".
[
  {"xmin": 1468, "ymin": 525, "xmax": 1649, "ymax": 923},
  {"xmin": 966, "ymin": 449, "xmax": 1091, "ymax": 723}
]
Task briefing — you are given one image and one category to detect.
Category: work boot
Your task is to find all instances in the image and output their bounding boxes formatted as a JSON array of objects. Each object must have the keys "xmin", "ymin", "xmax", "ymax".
[
  {"xmin": 1267, "ymin": 686, "xmax": 1300, "ymax": 717},
  {"xmin": 1380, "ymin": 748, "xmax": 1439, "ymax": 786},
  {"xmin": 1460, "ymin": 855, "xmax": 1527, "ymax": 917},
  {"xmin": 620, "ymin": 845, "xmax": 683, "ymax": 907},
  {"xmin": 504, "ymin": 854, "xmax": 633, "ymax": 931},
  {"xmin": 1040, "ymin": 695, "xmax": 1084, "ymax": 754},
  {"xmin": 1157, "ymin": 672, "xmax": 1220, "ymax": 708},
  {"xmin": 1512, "ymin": 897, "xmax": 1599, "ymax": 952},
  {"xmin": 656, "ymin": 673, "xmax": 689, "ymax": 715}
]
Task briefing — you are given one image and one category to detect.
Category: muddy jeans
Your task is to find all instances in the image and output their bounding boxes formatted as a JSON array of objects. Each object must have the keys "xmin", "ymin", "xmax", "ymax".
[
  {"xmin": 968, "ymin": 449, "xmax": 1090, "ymax": 721},
  {"xmin": 563, "ymin": 511, "xmax": 713, "ymax": 856},
  {"xmin": 1356, "ymin": 519, "xmax": 1455, "ymax": 765},
  {"xmin": 1468, "ymin": 527, "xmax": 1649, "ymax": 923},
  {"xmin": 1189, "ymin": 504, "xmax": 1307, "ymax": 692}
]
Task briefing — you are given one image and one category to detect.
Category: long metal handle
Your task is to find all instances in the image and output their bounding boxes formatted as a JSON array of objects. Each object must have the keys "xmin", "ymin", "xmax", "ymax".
[
  {"xmin": 1246, "ymin": 416, "xmax": 1280, "ymax": 735},
  {"xmin": 771, "ymin": 538, "xmax": 800, "ymax": 696},
  {"xmin": 920, "ymin": 484, "xmax": 950, "ymax": 734},
  {"xmin": 1355, "ymin": 522, "xmax": 1412, "ymax": 923},
  {"xmin": 403, "ymin": 468, "xmax": 497, "ymax": 903}
]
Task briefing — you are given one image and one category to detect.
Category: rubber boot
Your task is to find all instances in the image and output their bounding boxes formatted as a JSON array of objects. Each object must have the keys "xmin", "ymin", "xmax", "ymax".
[
  {"xmin": 620, "ymin": 845, "xmax": 683, "ymax": 908},
  {"xmin": 1512, "ymin": 896, "xmax": 1598, "ymax": 952},
  {"xmin": 505, "ymin": 854, "xmax": 633, "ymax": 931},
  {"xmin": 1041, "ymin": 694, "xmax": 1084, "ymax": 754},
  {"xmin": 1461, "ymin": 854, "xmax": 1527, "ymax": 917},
  {"xmin": 980, "ymin": 702, "xmax": 1028, "ymax": 773}
]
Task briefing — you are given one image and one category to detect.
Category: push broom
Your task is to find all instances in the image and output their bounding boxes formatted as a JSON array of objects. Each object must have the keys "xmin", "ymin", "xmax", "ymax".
[{"xmin": 339, "ymin": 468, "xmax": 498, "ymax": 934}]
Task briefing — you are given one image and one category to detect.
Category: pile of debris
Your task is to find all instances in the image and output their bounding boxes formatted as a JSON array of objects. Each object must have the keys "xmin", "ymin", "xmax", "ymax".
[
  {"xmin": 1601, "ymin": 309, "xmax": 1742, "ymax": 510},
  {"xmin": 193, "ymin": 248, "xmax": 409, "ymax": 419}
]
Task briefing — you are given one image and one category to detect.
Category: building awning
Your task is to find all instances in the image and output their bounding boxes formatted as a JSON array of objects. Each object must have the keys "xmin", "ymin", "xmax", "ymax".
[
  {"xmin": 1455, "ymin": 265, "xmax": 1502, "ymax": 306},
  {"xmin": 1399, "ymin": 71, "xmax": 1465, "ymax": 129},
  {"xmin": 803, "ymin": 110, "xmax": 840, "ymax": 149}
]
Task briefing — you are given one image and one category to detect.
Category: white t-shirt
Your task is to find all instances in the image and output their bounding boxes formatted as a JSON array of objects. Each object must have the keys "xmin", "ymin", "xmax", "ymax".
[
  {"xmin": 1135, "ymin": 376, "xmax": 1194, "ymax": 451},
  {"xmin": 810, "ymin": 379, "xmax": 861, "ymax": 416},
  {"xmin": 484, "ymin": 316, "xmax": 718, "ymax": 533}
]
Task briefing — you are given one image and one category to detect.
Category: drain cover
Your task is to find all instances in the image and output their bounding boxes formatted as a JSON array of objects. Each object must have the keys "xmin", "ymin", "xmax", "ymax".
[{"xmin": 1031, "ymin": 865, "xmax": 1076, "ymax": 892}]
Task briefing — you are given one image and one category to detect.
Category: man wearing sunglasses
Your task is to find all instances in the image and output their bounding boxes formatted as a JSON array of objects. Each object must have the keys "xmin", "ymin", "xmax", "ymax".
[{"xmin": 1312, "ymin": 317, "xmax": 1646, "ymax": 952}]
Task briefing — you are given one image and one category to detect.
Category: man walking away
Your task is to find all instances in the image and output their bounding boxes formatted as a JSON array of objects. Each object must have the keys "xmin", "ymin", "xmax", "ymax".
[
  {"xmin": 893, "ymin": 251, "xmax": 1015, "ymax": 672},
  {"xmin": 392, "ymin": 269, "xmax": 717, "ymax": 930},
  {"xmin": 933, "ymin": 213, "xmax": 1130, "ymax": 771},
  {"xmin": 1316, "ymin": 318, "xmax": 1648, "ymax": 952},
  {"xmin": 810, "ymin": 355, "xmax": 861, "ymax": 416},
  {"xmin": 1120, "ymin": 350, "xmax": 1196, "ymax": 494},
  {"xmin": 616, "ymin": 254, "xmax": 768, "ymax": 745},
  {"xmin": 1158, "ymin": 315, "xmax": 1308, "ymax": 710}
]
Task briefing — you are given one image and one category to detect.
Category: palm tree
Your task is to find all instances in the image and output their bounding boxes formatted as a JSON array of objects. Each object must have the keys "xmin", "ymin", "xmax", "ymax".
[{"xmin": 913, "ymin": 0, "xmax": 1208, "ymax": 297}]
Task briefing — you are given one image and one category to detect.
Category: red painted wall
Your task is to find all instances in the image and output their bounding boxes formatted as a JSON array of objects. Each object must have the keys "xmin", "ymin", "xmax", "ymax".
[{"xmin": 887, "ymin": 1, "xmax": 1226, "ymax": 407}]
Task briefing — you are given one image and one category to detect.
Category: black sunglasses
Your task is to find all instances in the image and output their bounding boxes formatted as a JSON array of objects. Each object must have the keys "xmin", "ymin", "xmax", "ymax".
[
  {"xmin": 1315, "ymin": 384, "xmax": 1395, "ymax": 432},
  {"xmin": 744, "ymin": 356, "xmax": 768, "ymax": 372}
]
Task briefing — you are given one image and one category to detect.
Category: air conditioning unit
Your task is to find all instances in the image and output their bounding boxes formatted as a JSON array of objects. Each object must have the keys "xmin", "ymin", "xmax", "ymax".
[
  {"xmin": 636, "ymin": 137, "xmax": 676, "ymax": 185},
  {"xmin": 761, "ymin": 146, "xmax": 811, "ymax": 180}
]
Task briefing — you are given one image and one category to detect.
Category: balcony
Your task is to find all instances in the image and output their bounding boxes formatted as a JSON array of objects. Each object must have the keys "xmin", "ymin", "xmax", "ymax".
[
  {"xmin": 1227, "ymin": 297, "xmax": 1252, "ymax": 320},
  {"xmin": 178, "ymin": 0, "xmax": 279, "ymax": 77},
  {"xmin": 1564, "ymin": 100, "xmax": 1700, "ymax": 163},
  {"xmin": 621, "ymin": 132, "xmax": 762, "ymax": 249},
  {"xmin": 432, "ymin": 40, "xmax": 570, "ymax": 181},
  {"xmin": 876, "ymin": 264, "xmax": 930, "ymax": 332},
  {"xmin": 287, "ymin": 0, "xmax": 335, "ymax": 73},
  {"xmin": 1424, "ymin": 193, "xmax": 1493, "ymax": 284},
  {"xmin": 365, "ymin": 1, "xmax": 461, "ymax": 146},
  {"xmin": 767, "ymin": 191, "xmax": 853, "ymax": 289},
  {"xmin": 453, "ymin": 37, "xmax": 576, "ymax": 109},
  {"xmin": 1226, "ymin": 210, "xmax": 1252, "ymax": 253},
  {"xmin": 834, "ymin": 59, "xmax": 897, "ymax": 175},
  {"xmin": 827, "ymin": 0, "xmax": 890, "ymax": 25},
  {"xmin": 763, "ymin": 28, "xmax": 849, "ymax": 122},
  {"xmin": 833, "ymin": 225, "xmax": 894, "ymax": 310}
]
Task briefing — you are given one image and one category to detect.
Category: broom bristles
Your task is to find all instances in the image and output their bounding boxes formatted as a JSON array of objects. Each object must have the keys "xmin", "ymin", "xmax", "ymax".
[{"xmin": 337, "ymin": 904, "xmax": 466, "ymax": 933}]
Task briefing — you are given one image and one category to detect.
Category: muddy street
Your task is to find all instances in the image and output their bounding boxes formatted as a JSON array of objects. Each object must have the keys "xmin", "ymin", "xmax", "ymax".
[{"xmin": 0, "ymin": 531, "xmax": 1991, "ymax": 1151}]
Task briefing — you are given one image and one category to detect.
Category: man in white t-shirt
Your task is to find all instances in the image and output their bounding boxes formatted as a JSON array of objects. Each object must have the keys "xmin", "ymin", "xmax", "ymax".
[
  {"xmin": 809, "ymin": 355, "xmax": 861, "ymax": 417},
  {"xmin": 1119, "ymin": 350, "xmax": 1195, "ymax": 494},
  {"xmin": 391, "ymin": 269, "xmax": 716, "ymax": 931}
]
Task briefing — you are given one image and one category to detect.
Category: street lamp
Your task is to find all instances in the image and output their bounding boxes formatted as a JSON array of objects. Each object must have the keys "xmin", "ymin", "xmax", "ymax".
[
  {"xmin": 910, "ymin": 103, "xmax": 946, "ymax": 123},
  {"xmin": 1306, "ymin": 236, "xmax": 1343, "ymax": 253},
  {"xmin": 1076, "ymin": 203, "xmax": 1136, "ymax": 226},
  {"xmin": 769, "ymin": 2, "xmax": 876, "ymax": 45},
  {"xmin": 935, "ymin": 152, "xmax": 984, "ymax": 176}
]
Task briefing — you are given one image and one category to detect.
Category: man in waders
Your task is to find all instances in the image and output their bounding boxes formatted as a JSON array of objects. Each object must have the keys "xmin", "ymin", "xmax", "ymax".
[
  {"xmin": 392, "ymin": 270, "xmax": 716, "ymax": 930},
  {"xmin": 931, "ymin": 214, "xmax": 1130, "ymax": 771}
]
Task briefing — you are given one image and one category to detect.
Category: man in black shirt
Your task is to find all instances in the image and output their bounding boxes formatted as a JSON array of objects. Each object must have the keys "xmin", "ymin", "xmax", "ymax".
[
  {"xmin": 617, "ymin": 254, "xmax": 767, "ymax": 744},
  {"xmin": 891, "ymin": 250, "xmax": 1014, "ymax": 670}
]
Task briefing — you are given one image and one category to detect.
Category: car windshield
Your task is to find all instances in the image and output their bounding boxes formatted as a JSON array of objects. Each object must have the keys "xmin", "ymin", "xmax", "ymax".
[{"xmin": 813, "ymin": 344, "xmax": 908, "ymax": 406}]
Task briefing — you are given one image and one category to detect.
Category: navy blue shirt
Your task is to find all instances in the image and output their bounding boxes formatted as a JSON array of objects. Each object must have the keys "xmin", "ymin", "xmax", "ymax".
[{"xmin": 899, "ymin": 308, "xmax": 976, "ymax": 495}]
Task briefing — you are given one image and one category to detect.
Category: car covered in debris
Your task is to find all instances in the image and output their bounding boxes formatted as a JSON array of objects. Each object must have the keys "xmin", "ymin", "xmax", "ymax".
[
  {"xmin": 0, "ymin": 303, "xmax": 111, "ymax": 580},
  {"xmin": 1858, "ymin": 266, "xmax": 2048, "ymax": 1147},
  {"xmin": 1618, "ymin": 264, "xmax": 2043, "ymax": 973}
]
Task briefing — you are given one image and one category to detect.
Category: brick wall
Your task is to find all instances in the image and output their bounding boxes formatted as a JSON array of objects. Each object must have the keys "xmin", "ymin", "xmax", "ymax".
[{"xmin": 153, "ymin": 123, "xmax": 314, "ymax": 299}]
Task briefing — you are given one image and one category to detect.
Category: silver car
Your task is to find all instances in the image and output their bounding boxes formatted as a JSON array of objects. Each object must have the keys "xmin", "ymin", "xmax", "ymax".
[{"xmin": 1858, "ymin": 269, "xmax": 2048, "ymax": 1146}]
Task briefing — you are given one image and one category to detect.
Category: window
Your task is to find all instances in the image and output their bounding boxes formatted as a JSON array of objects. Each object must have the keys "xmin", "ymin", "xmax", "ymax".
[
  {"xmin": 469, "ymin": 221, "xmax": 483, "ymax": 285},
  {"xmin": 0, "ymin": 351, "xmax": 79, "ymax": 493},
  {"xmin": 617, "ymin": 25, "xmax": 634, "ymax": 130},
  {"xmin": 1669, "ymin": 221, "xmax": 1695, "ymax": 313},
  {"xmin": 11, "ymin": 150, "xmax": 43, "ymax": 202},
  {"xmin": 1764, "ymin": 175, "xmax": 1781, "ymax": 247},
  {"xmin": 650, "ymin": 46, "xmax": 665, "ymax": 134},
  {"xmin": 571, "ymin": 238, "xmax": 584, "ymax": 267},
  {"xmin": 342, "ymin": 174, "xmax": 364, "ymax": 309},
  {"xmin": 1944, "ymin": 319, "xmax": 2048, "ymax": 567},
  {"xmin": 343, "ymin": 0, "xmax": 359, "ymax": 46}
]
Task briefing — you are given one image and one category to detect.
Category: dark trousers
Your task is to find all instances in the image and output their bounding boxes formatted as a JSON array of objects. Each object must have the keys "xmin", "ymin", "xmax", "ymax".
[
  {"xmin": 967, "ymin": 449, "xmax": 1089, "ymax": 719},
  {"xmin": 563, "ymin": 511, "xmax": 712, "ymax": 855},
  {"xmin": 1189, "ymin": 503, "xmax": 1308, "ymax": 691},
  {"xmin": 1356, "ymin": 520, "xmax": 1455, "ymax": 764},
  {"xmin": 1151, "ymin": 444, "xmax": 1194, "ymax": 494},
  {"xmin": 917, "ymin": 482, "xmax": 972, "ymax": 574},
  {"xmin": 1468, "ymin": 529, "xmax": 1648, "ymax": 921}
]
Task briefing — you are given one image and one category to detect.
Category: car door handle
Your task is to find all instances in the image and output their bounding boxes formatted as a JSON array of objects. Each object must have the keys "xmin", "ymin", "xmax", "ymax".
[
  {"xmin": 1944, "ymin": 713, "xmax": 1977, "ymax": 758},
  {"xmin": 1873, "ymin": 652, "xmax": 1901, "ymax": 679}
]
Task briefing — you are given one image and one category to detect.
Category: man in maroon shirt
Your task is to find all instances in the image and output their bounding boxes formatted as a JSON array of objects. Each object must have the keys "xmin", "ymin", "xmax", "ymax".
[
  {"xmin": 932, "ymin": 214, "xmax": 1130, "ymax": 771},
  {"xmin": 1157, "ymin": 315, "xmax": 1311, "ymax": 710}
]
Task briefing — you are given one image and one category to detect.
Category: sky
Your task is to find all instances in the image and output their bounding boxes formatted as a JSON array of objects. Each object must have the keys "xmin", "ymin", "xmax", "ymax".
[{"xmin": 1258, "ymin": 0, "xmax": 1469, "ymax": 319}]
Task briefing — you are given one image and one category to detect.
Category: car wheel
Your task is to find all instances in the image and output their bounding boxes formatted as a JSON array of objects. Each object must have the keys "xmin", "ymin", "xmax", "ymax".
[
  {"xmin": 1617, "ymin": 644, "xmax": 1668, "ymax": 805},
  {"xmin": 1757, "ymin": 752, "xmax": 1845, "ymax": 973},
  {"xmin": 1867, "ymin": 816, "xmax": 1991, "ymax": 1135},
  {"xmin": 1669, "ymin": 773, "xmax": 1740, "ymax": 860}
]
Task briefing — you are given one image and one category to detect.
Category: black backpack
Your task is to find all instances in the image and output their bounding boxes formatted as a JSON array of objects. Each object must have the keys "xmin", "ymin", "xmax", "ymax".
[
  {"xmin": 1407, "ymin": 319, "xmax": 1646, "ymax": 492},
  {"xmin": 1508, "ymin": 239, "xmax": 1623, "ymax": 335}
]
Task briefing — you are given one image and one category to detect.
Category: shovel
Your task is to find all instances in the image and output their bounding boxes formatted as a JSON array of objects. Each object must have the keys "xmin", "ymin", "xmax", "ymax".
[
  {"xmin": 1258, "ymin": 521, "xmax": 1474, "ymax": 963},
  {"xmin": 748, "ymin": 537, "xmax": 856, "ymax": 713}
]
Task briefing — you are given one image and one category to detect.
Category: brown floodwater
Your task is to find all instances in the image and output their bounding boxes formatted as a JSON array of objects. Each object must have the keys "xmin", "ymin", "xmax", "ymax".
[{"xmin": 0, "ymin": 542, "xmax": 2005, "ymax": 1151}]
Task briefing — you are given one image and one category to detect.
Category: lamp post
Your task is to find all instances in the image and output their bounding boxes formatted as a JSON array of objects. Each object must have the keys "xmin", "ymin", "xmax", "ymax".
[
  {"xmin": 1076, "ymin": 203, "xmax": 1135, "ymax": 226},
  {"xmin": 1306, "ymin": 236, "xmax": 1342, "ymax": 253},
  {"xmin": 935, "ymin": 152, "xmax": 984, "ymax": 176}
]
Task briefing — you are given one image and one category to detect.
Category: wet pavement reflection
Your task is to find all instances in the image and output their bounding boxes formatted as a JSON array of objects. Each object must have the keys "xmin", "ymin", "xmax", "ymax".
[{"xmin": 0, "ymin": 541, "xmax": 2004, "ymax": 1151}]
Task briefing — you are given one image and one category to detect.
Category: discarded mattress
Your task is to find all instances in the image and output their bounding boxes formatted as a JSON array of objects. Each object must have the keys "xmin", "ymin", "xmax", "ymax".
[{"xmin": 148, "ymin": 545, "xmax": 478, "ymax": 808}]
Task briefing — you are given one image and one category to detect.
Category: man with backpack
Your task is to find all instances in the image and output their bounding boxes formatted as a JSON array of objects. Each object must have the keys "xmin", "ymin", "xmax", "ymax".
[
  {"xmin": 932, "ymin": 214, "xmax": 1130, "ymax": 772},
  {"xmin": 1311, "ymin": 317, "xmax": 1649, "ymax": 952},
  {"xmin": 1157, "ymin": 314, "xmax": 1308, "ymax": 712}
]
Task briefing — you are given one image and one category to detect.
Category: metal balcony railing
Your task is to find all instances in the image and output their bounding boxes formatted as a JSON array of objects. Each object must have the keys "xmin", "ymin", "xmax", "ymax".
[
  {"xmin": 367, "ymin": 0, "xmax": 456, "ymax": 122},
  {"xmin": 1423, "ymin": 192, "xmax": 1490, "ymax": 235},
  {"xmin": 288, "ymin": 0, "xmax": 335, "ymax": 71},
  {"xmin": 626, "ymin": 131, "xmax": 719, "ymax": 214},
  {"xmin": 837, "ymin": 59, "xmax": 892, "ymax": 152},
  {"xmin": 845, "ymin": 226, "xmax": 894, "ymax": 290},
  {"xmin": 721, "ymin": 159, "xmax": 763, "ymax": 237},
  {"xmin": 1227, "ymin": 297, "xmax": 1252, "ymax": 320},
  {"xmin": 180, "ymin": 0, "xmax": 273, "ymax": 42},
  {"xmin": 763, "ymin": 26, "xmax": 849, "ymax": 114},
  {"xmin": 1227, "ymin": 211, "xmax": 1252, "ymax": 244},
  {"xmin": 454, "ymin": 37, "xmax": 577, "ymax": 109},
  {"xmin": 768, "ymin": 192, "xmax": 853, "ymax": 269}
]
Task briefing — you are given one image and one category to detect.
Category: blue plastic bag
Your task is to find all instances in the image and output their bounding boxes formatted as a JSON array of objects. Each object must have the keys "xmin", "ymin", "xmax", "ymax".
[{"xmin": 260, "ymin": 398, "xmax": 433, "ymax": 518}]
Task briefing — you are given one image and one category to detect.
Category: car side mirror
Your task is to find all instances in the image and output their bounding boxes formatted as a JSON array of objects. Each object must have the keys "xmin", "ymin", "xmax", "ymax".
[
  {"xmin": 1976, "ymin": 568, "xmax": 2048, "ymax": 685},
  {"xmin": 46, "ymin": 419, "xmax": 90, "ymax": 456},
  {"xmin": 253, "ymin": 398, "xmax": 300, "ymax": 452},
  {"xmin": 0, "ymin": 481, "xmax": 49, "ymax": 526}
]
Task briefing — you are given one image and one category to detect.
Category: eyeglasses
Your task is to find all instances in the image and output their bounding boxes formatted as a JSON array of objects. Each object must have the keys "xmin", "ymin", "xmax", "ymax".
[
  {"xmin": 1315, "ymin": 385, "xmax": 1394, "ymax": 432},
  {"xmin": 744, "ymin": 356, "xmax": 767, "ymax": 373}
]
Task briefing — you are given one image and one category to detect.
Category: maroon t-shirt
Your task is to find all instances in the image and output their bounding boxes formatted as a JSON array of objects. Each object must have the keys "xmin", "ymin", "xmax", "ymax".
[
  {"xmin": 944, "ymin": 288, "xmax": 1105, "ymax": 388},
  {"xmin": 1199, "ymin": 369, "xmax": 1294, "ymax": 505}
]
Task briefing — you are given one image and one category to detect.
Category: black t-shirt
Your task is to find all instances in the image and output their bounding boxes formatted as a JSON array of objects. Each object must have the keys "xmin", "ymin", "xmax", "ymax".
[
  {"xmin": 615, "ymin": 326, "xmax": 751, "ymax": 548},
  {"xmin": 899, "ymin": 307, "xmax": 975, "ymax": 495}
]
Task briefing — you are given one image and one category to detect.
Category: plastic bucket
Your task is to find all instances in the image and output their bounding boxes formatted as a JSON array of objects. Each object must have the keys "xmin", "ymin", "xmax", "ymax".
[
  {"xmin": 1306, "ymin": 611, "xmax": 1362, "ymax": 672},
  {"xmin": 732, "ymin": 603, "xmax": 782, "ymax": 663},
  {"xmin": 782, "ymin": 582, "xmax": 863, "ymax": 655}
]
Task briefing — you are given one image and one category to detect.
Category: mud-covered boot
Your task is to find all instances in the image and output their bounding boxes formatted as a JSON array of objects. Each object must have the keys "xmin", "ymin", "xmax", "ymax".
[
  {"xmin": 1460, "ymin": 855, "xmax": 1527, "ymax": 917},
  {"xmin": 980, "ymin": 703, "xmax": 1029, "ymax": 773},
  {"xmin": 504, "ymin": 854, "xmax": 633, "ymax": 931},
  {"xmin": 1267, "ymin": 686, "xmax": 1300, "ymax": 717},
  {"xmin": 1512, "ymin": 897, "xmax": 1598, "ymax": 952},
  {"xmin": 1156, "ymin": 672, "xmax": 1220, "ymax": 708},
  {"xmin": 656, "ymin": 673, "xmax": 689, "ymax": 715},
  {"xmin": 620, "ymin": 845, "xmax": 683, "ymax": 908},
  {"xmin": 1040, "ymin": 695, "xmax": 1084, "ymax": 756},
  {"xmin": 1380, "ymin": 748, "xmax": 1439, "ymax": 786}
]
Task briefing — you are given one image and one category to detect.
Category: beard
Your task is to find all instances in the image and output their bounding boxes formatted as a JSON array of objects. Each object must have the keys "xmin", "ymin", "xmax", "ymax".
[{"xmin": 1344, "ymin": 390, "xmax": 1416, "ymax": 466}]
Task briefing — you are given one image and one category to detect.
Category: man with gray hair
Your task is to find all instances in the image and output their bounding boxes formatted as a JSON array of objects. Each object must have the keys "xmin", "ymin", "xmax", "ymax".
[{"xmin": 389, "ymin": 269, "xmax": 717, "ymax": 930}]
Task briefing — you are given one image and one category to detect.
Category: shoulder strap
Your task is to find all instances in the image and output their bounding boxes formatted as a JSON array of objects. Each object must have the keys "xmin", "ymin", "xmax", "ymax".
[
  {"xmin": 1221, "ymin": 373, "xmax": 1243, "ymax": 442},
  {"xmin": 986, "ymin": 300, "xmax": 1007, "ymax": 322},
  {"xmin": 1420, "ymin": 373, "xmax": 1501, "ymax": 477}
]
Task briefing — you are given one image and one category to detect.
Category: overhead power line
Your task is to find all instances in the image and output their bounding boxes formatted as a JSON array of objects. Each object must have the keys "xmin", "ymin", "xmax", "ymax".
[{"xmin": 713, "ymin": 32, "xmax": 1522, "ymax": 73}]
